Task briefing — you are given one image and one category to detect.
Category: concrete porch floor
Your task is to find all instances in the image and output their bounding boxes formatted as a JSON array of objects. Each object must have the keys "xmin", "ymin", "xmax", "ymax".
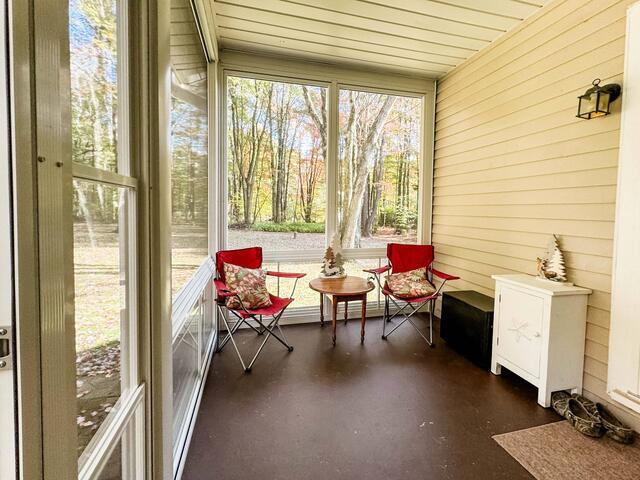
[{"xmin": 183, "ymin": 316, "xmax": 559, "ymax": 479}]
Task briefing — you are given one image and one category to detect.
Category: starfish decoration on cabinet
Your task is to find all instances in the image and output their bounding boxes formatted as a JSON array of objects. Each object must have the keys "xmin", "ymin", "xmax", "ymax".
[{"xmin": 507, "ymin": 317, "xmax": 532, "ymax": 342}]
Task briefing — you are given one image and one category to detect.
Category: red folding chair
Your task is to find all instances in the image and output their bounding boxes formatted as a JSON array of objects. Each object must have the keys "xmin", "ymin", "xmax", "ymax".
[
  {"xmin": 215, "ymin": 247, "xmax": 306, "ymax": 372},
  {"xmin": 364, "ymin": 243, "xmax": 459, "ymax": 347}
]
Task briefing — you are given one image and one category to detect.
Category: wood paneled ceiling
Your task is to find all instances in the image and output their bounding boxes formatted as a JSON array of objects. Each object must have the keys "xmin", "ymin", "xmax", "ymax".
[{"xmin": 210, "ymin": 0, "xmax": 551, "ymax": 77}]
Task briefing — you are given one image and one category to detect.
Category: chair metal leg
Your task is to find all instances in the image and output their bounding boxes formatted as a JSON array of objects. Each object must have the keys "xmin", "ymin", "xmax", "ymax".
[
  {"xmin": 382, "ymin": 297, "xmax": 435, "ymax": 348},
  {"xmin": 257, "ymin": 315, "xmax": 265, "ymax": 335},
  {"xmin": 276, "ymin": 324, "xmax": 289, "ymax": 346},
  {"xmin": 255, "ymin": 315, "xmax": 292, "ymax": 351},
  {"xmin": 429, "ymin": 299, "xmax": 435, "ymax": 347},
  {"xmin": 245, "ymin": 312, "xmax": 293, "ymax": 372},
  {"xmin": 245, "ymin": 327, "xmax": 273, "ymax": 372},
  {"xmin": 382, "ymin": 296, "xmax": 389, "ymax": 339},
  {"xmin": 218, "ymin": 304, "xmax": 295, "ymax": 373},
  {"xmin": 221, "ymin": 311, "xmax": 248, "ymax": 372},
  {"xmin": 217, "ymin": 312, "xmax": 246, "ymax": 352},
  {"xmin": 407, "ymin": 316, "xmax": 432, "ymax": 346}
]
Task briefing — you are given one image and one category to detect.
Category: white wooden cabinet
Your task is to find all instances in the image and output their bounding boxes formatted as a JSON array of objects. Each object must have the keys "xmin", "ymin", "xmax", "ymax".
[{"xmin": 490, "ymin": 275, "xmax": 591, "ymax": 407}]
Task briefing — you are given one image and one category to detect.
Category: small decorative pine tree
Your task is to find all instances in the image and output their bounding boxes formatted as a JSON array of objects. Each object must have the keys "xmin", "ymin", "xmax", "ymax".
[
  {"xmin": 540, "ymin": 234, "xmax": 567, "ymax": 282},
  {"xmin": 546, "ymin": 235, "xmax": 567, "ymax": 282},
  {"xmin": 320, "ymin": 233, "xmax": 345, "ymax": 277},
  {"xmin": 321, "ymin": 246, "xmax": 336, "ymax": 276}
]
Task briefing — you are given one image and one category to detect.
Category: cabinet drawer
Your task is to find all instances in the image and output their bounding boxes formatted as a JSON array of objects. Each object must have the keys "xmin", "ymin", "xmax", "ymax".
[{"xmin": 497, "ymin": 286, "xmax": 544, "ymax": 378}]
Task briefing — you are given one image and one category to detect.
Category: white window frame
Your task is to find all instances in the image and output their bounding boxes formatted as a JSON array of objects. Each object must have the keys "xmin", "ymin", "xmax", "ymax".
[
  {"xmin": 31, "ymin": 0, "xmax": 146, "ymax": 476},
  {"xmin": 169, "ymin": 10, "xmax": 218, "ymax": 480},
  {"xmin": 217, "ymin": 52, "xmax": 436, "ymax": 320},
  {"xmin": 71, "ymin": 0, "xmax": 145, "ymax": 475}
]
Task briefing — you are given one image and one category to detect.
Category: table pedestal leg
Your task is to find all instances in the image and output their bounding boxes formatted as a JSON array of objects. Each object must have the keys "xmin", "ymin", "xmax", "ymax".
[
  {"xmin": 360, "ymin": 295, "xmax": 367, "ymax": 344},
  {"xmin": 332, "ymin": 296, "xmax": 338, "ymax": 346},
  {"xmin": 344, "ymin": 301, "xmax": 348, "ymax": 324},
  {"xmin": 319, "ymin": 293, "xmax": 324, "ymax": 326}
]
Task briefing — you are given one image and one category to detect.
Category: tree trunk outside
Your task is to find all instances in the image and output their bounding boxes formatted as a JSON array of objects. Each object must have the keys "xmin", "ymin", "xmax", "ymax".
[{"xmin": 340, "ymin": 96, "xmax": 396, "ymax": 247}]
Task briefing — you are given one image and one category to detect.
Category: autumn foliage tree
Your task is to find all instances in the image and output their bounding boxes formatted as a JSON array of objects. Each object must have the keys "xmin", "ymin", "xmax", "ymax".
[{"xmin": 226, "ymin": 77, "xmax": 421, "ymax": 247}]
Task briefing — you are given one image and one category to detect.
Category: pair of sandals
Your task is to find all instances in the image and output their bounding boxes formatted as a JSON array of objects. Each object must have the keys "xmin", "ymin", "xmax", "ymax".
[{"xmin": 551, "ymin": 391, "xmax": 634, "ymax": 444}]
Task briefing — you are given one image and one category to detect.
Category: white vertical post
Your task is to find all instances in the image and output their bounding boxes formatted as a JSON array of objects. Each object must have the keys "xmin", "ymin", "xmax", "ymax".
[{"xmin": 418, "ymin": 80, "xmax": 436, "ymax": 245}]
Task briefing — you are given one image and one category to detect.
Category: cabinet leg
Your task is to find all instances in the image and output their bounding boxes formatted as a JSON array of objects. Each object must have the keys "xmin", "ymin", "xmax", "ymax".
[
  {"xmin": 538, "ymin": 388, "xmax": 552, "ymax": 408},
  {"xmin": 491, "ymin": 361, "xmax": 502, "ymax": 375}
]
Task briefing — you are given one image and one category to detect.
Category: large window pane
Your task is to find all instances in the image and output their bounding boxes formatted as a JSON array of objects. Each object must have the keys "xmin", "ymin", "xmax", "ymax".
[
  {"xmin": 338, "ymin": 90, "xmax": 422, "ymax": 248},
  {"xmin": 172, "ymin": 301, "xmax": 201, "ymax": 447},
  {"xmin": 70, "ymin": 0, "xmax": 119, "ymax": 172},
  {"xmin": 73, "ymin": 180, "xmax": 130, "ymax": 459},
  {"xmin": 95, "ymin": 403, "xmax": 144, "ymax": 480},
  {"xmin": 170, "ymin": 26, "xmax": 209, "ymax": 299},
  {"xmin": 226, "ymin": 77, "xmax": 327, "ymax": 252},
  {"xmin": 261, "ymin": 259, "xmax": 381, "ymax": 309}
]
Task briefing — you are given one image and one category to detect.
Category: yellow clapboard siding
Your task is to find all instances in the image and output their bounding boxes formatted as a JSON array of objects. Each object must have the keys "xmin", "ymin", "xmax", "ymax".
[
  {"xmin": 434, "ymin": 236, "xmax": 612, "ymax": 276},
  {"xmin": 435, "ymin": 114, "xmax": 622, "ymax": 166},
  {"xmin": 585, "ymin": 340, "xmax": 609, "ymax": 364},
  {"xmin": 435, "ymin": 131, "xmax": 620, "ymax": 178},
  {"xmin": 433, "ymin": 215, "xmax": 614, "ymax": 239},
  {"xmin": 584, "ymin": 356, "xmax": 609, "ymax": 382},
  {"xmin": 435, "ymin": 149, "xmax": 618, "ymax": 184},
  {"xmin": 434, "ymin": 186, "xmax": 617, "ymax": 207},
  {"xmin": 438, "ymin": 0, "xmax": 624, "ymax": 100},
  {"xmin": 437, "ymin": 40, "xmax": 624, "ymax": 125},
  {"xmin": 585, "ymin": 290, "xmax": 611, "ymax": 313},
  {"xmin": 434, "ymin": 0, "xmax": 639, "ymax": 426},
  {"xmin": 436, "ymin": 56, "xmax": 624, "ymax": 135},
  {"xmin": 435, "ymin": 66, "xmax": 623, "ymax": 143},
  {"xmin": 437, "ymin": 6, "xmax": 627, "ymax": 114},
  {"xmin": 586, "ymin": 324, "xmax": 609, "ymax": 347},
  {"xmin": 587, "ymin": 306, "xmax": 610, "ymax": 330},
  {"xmin": 434, "ymin": 168, "xmax": 618, "ymax": 196},
  {"xmin": 433, "ymin": 203, "xmax": 615, "ymax": 222},
  {"xmin": 433, "ymin": 225, "xmax": 613, "ymax": 257}
]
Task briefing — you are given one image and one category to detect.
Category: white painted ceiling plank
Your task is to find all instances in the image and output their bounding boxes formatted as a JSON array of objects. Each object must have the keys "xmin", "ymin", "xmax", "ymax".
[
  {"xmin": 319, "ymin": 0, "xmax": 522, "ymax": 30},
  {"xmin": 210, "ymin": 0, "xmax": 549, "ymax": 77},
  {"xmin": 280, "ymin": 0, "xmax": 505, "ymax": 39},
  {"xmin": 221, "ymin": 39, "xmax": 445, "ymax": 76},
  {"xmin": 219, "ymin": 31, "xmax": 451, "ymax": 73},
  {"xmin": 215, "ymin": 13, "xmax": 473, "ymax": 60},
  {"xmin": 442, "ymin": 0, "xmax": 545, "ymax": 18},
  {"xmin": 216, "ymin": 19, "xmax": 463, "ymax": 65},
  {"xmin": 215, "ymin": 0, "xmax": 491, "ymax": 49}
]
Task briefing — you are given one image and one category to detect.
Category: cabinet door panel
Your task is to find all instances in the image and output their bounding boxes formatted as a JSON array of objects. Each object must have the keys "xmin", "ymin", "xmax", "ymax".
[{"xmin": 498, "ymin": 286, "xmax": 543, "ymax": 378}]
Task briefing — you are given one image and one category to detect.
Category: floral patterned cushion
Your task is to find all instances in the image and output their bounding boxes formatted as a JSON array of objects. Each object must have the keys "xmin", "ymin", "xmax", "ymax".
[
  {"xmin": 223, "ymin": 263, "xmax": 272, "ymax": 310},
  {"xmin": 386, "ymin": 267, "xmax": 436, "ymax": 299}
]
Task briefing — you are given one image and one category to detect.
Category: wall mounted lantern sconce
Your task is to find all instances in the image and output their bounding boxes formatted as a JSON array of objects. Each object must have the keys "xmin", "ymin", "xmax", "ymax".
[{"xmin": 576, "ymin": 78, "xmax": 621, "ymax": 119}]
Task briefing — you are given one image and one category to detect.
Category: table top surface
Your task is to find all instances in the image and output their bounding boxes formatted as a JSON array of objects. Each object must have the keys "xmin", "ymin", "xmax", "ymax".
[{"xmin": 308, "ymin": 275, "xmax": 375, "ymax": 295}]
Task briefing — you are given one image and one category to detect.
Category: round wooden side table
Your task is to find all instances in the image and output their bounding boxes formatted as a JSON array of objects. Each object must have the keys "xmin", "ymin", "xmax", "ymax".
[{"xmin": 309, "ymin": 276, "xmax": 375, "ymax": 345}]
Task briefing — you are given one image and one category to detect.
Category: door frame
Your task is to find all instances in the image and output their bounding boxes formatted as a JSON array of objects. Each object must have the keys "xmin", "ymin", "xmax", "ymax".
[
  {"xmin": 1, "ymin": 0, "xmax": 17, "ymax": 477},
  {"xmin": 7, "ymin": 0, "xmax": 44, "ymax": 477},
  {"xmin": 7, "ymin": 0, "xmax": 173, "ymax": 478}
]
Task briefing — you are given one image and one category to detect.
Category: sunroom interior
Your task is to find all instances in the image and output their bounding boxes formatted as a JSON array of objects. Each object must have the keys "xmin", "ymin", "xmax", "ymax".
[{"xmin": 5, "ymin": 0, "xmax": 640, "ymax": 479}]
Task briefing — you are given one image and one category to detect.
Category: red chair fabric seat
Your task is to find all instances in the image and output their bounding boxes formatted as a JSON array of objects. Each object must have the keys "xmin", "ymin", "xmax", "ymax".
[
  {"xmin": 236, "ymin": 295, "xmax": 294, "ymax": 318},
  {"xmin": 365, "ymin": 243, "xmax": 459, "ymax": 347},
  {"xmin": 214, "ymin": 246, "xmax": 305, "ymax": 373}
]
